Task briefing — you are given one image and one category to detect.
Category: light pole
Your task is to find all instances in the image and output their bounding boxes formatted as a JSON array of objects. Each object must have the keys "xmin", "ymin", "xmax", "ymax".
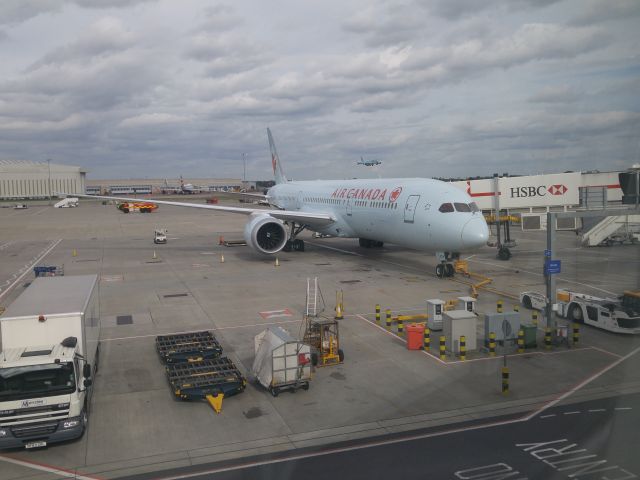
[{"xmin": 47, "ymin": 158, "xmax": 52, "ymax": 204}]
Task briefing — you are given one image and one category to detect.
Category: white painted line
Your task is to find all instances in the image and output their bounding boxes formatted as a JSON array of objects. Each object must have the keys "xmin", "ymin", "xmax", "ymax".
[
  {"xmin": 101, "ymin": 319, "xmax": 303, "ymax": 342},
  {"xmin": 588, "ymin": 346, "xmax": 623, "ymax": 359},
  {"xmin": 614, "ymin": 407, "xmax": 632, "ymax": 411},
  {"xmin": 588, "ymin": 409, "xmax": 606, "ymax": 412},
  {"xmin": 563, "ymin": 411, "xmax": 581, "ymax": 415},
  {"xmin": 0, "ymin": 454, "xmax": 101, "ymax": 480},
  {"xmin": 523, "ymin": 345, "xmax": 640, "ymax": 421},
  {"xmin": 0, "ymin": 239, "xmax": 62, "ymax": 301},
  {"xmin": 540, "ymin": 414, "xmax": 556, "ymax": 418}
]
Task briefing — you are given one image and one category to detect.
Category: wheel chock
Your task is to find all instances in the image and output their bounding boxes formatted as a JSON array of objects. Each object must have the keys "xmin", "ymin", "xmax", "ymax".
[{"xmin": 206, "ymin": 393, "xmax": 224, "ymax": 414}]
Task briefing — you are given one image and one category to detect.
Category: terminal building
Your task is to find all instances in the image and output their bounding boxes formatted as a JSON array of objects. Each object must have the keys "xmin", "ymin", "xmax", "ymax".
[
  {"xmin": 0, "ymin": 160, "xmax": 86, "ymax": 200},
  {"xmin": 84, "ymin": 178, "xmax": 243, "ymax": 195}
]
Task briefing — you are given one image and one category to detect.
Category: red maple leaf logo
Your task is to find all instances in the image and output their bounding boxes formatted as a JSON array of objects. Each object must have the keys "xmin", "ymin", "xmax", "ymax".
[{"xmin": 390, "ymin": 187, "xmax": 402, "ymax": 202}]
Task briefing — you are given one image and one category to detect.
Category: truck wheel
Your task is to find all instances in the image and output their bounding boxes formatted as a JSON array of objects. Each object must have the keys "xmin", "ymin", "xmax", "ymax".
[
  {"xmin": 302, "ymin": 382, "xmax": 310, "ymax": 391},
  {"xmin": 311, "ymin": 353, "xmax": 318, "ymax": 366},
  {"xmin": 522, "ymin": 296, "xmax": 532, "ymax": 309},
  {"xmin": 338, "ymin": 349, "xmax": 345, "ymax": 362},
  {"xmin": 570, "ymin": 304, "xmax": 583, "ymax": 322},
  {"xmin": 271, "ymin": 387, "xmax": 279, "ymax": 397},
  {"xmin": 436, "ymin": 264, "xmax": 444, "ymax": 278}
]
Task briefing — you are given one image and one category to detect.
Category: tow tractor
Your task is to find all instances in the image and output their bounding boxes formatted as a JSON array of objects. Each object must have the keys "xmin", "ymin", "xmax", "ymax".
[
  {"xmin": 117, "ymin": 202, "xmax": 158, "ymax": 213},
  {"xmin": 556, "ymin": 289, "xmax": 640, "ymax": 334}
]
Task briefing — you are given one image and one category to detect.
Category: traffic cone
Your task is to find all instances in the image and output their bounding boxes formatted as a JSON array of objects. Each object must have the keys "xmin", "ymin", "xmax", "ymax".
[
  {"xmin": 72, "ymin": 249, "xmax": 77, "ymax": 257},
  {"xmin": 153, "ymin": 250, "xmax": 157, "ymax": 260},
  {"xmin": 335, "ymin": 302, "xmax": 344, "ymax": 320},
  {"xmin": 220, "ymin": 254, "xmax": 225, "ymax": 263},
  {"xmin": 275, "ymin": 257, "xmax": 280, "ymax": 267},
  {"xmin": 218, "ymin": 235, "xmax": 224, "ymax": 245}
]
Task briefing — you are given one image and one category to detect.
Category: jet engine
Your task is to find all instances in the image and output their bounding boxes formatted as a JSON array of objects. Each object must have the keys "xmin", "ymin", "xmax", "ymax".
[{"xmin": 243, "ymin": 213, "xmax": 288, "ymax": 254}]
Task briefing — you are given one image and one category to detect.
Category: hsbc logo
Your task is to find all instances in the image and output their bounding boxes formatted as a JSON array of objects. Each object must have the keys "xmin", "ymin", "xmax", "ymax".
[
  {"xmin": 548, "ymin": 184, "xmax": 568, "ymax": 195},
  {"xmin": 510, "ymin": 184, "xmax": 568, "ymax": 198}
]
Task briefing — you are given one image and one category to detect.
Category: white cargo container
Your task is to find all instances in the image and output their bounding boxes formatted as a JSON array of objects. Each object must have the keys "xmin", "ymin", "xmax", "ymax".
[
  {"xmin": 252, "ymin": 327, "xmax": 311, "ymax": 397},
  {"xmin": 0, "ymin": 275, "xmax": 100, "ymax": 449}
]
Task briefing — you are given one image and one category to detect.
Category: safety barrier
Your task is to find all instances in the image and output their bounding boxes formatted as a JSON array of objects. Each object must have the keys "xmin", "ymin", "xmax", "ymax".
[
  {"xmin": 424, "ymin": 327, "xmax": 430, "ymax": 351},
  {"xmin": 459, "ymin": 336, "xmax": 466, "ymax": 361},
  {"xmin": 439, "ymin": 336, "xmax": 446, "ymax": 360},
  {"xmin": 517, "ymin": 329, "xmax": 524, "ymax": 353},
  {"xmin": 488, "ymin": 332, "xmax": 496, "ymax": 357},
  {"xmin": 545, "ymin": 328, "xmax": 551, "ymax": 350},
  {"xmin": 497, "ymin": 300, "xmax": 503, "ymax": 313}
]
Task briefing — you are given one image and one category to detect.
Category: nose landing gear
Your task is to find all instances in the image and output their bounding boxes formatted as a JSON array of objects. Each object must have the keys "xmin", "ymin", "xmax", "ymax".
[{"xmin": 435, "ymin": 252, "xmax": 459, "ymax": 278}]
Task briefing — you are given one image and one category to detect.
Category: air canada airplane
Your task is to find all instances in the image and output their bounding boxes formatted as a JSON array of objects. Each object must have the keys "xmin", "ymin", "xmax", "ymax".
[{"xmin": 65, "ymin": 129, "xmax": 489, "ymax": 277}]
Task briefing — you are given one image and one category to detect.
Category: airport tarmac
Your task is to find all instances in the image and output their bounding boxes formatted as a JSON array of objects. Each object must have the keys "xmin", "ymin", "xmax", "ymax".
[{"xmin": 0, "ymin": 200, "xmax": 639, "ymax": 479}]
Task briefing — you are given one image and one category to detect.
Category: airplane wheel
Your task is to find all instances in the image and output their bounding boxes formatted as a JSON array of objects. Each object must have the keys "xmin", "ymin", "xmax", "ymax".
[
  {"xmin": 497, "ymin": 247, "xmax": 511, "ymax": 261},
  {"xmin": 436, "ymin": 264, "xmax": 445, "ymax": 278},
  {"xmin": 445, "ymin": 263, "xmax": 454, "ymax": 277},
  {"xmin": 294, "ymin": 239, "xmax": 305, "ymax": 251},
  {"xmin": 359, "ymin": 238, "xmax": 371, "ymax": 248},
  {"xmin": 374, "ymin": 241, "xmax": 384, "ymax": 248},
  {"xmin": 283, "ymin": 240, "xmax": 292, "ymax": 252}
]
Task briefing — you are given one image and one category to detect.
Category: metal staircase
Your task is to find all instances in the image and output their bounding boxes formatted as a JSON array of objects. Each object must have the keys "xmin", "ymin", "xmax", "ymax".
[
  {"xmin": 582, "ymin": 215, "xmax": 640, "ymax": 246},
  {"xmin": 306, "ymin": 277, "xmax": 319, "ymax": 317}
]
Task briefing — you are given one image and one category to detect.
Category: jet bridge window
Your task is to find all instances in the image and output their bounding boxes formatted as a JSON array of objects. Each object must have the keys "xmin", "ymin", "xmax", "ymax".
[
  {"xmin": 454, "ymin": 203, "xmax": 471, "ymax": 212},
  {"xmin": 438, "ymin": 203, "xmax": 454, "ymax": 213}
]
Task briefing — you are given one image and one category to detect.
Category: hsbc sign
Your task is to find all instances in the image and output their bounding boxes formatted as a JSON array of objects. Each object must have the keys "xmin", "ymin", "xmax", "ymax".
[
  {"xmin": 452, "ymin": 172, "xmax": 581, "ymax": 209},
  {"xmin": 510, "ymin": 184, "xmax": 568, "ymax": 198}
]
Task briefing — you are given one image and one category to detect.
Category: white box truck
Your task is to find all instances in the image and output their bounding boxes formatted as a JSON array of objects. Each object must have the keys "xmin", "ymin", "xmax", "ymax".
[{"xmin": 0, "ymin": 275, "xmax": 100, "ymax": 449}]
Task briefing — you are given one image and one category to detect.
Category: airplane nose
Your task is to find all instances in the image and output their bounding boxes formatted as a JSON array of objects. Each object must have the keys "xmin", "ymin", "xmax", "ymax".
[{"xmin": 461, "ymin": 217, "xmax": 490, "ymax": 250}]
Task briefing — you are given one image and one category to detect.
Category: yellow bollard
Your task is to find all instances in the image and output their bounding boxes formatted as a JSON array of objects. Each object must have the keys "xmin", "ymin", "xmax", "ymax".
[
  {"xmin": 439, "ymin": 336, "xmax": 446, "ymax": 360},
  {"xmin": 502, "ymin": 367, "xmax": 509, "ymax": 395},
  {"xmin": 517, "ymin": 329, "xmax": 524, "ymax": 353},
  {"xmin": 424, "ymin": 327, "xmax": 430, "ymax": 351},
  {"xmin": 275, "ymin": 257, "xmax": 280, "ymax": 267},
  {"xmin": 386, "ymin": 309, "xmax": 392, "ymax": 330},
  {"xmin": 497, "ymin": 300, "xmax": 503, "ymax": 313},
  {"xmin": 489, "ymin": 332, "xmax": 496, "ymax": 357},
  {"xmin": 513, "ymin": 304, "xmax": 519, "ymax": 313},
  {"xmin": 532, "ymin": 311, "xmax": 538, "ymax": 326},
  {"xmin": 375, "ymin": 304, "xmax": 381, "ymax": 324},
  {"xmin": 459, "ymin": 336, "xmax": 466, "ymax": 361},
  {"xmin": 572, "ymin": 323, "xmax": 580, "ymax": 345},
  {"xmin": 545, "ymin": 327, "xmax": 551, "ymax": 350},
  {"xmin": 72, "ymin": 249, "xmax": 77, "ymax": 257},
  {"xmin": 397, "ymin": 318, "xmax": 404, "ymax": 337},
  {"xmin": 152, "ymin": 250, "xmax": 157, "ymax": 260}
]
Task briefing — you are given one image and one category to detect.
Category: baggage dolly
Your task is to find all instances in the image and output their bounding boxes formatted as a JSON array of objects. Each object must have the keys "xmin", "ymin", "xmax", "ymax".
[{"xmin": 156, "ymin": 331, "xmax": 223, "ymax": 363}]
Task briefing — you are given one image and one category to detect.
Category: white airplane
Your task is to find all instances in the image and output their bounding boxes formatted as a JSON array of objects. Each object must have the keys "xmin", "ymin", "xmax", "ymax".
[
  {"xmin": 357, "ymin": 157, "xmax": 382, "ymax": 166},
  {"xmin": 63, "ymin": 129, "xmax": 489, "ymax": 277}
]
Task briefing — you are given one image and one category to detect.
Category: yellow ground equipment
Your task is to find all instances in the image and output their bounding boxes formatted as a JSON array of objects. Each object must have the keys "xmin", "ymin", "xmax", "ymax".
[
  {"xmin": 303, "ymin": 317, "xmax": 344, "ymax": 367},
  {"xmin": 454, "ymin": 260, "xmax": 493, "ymax": 298}
]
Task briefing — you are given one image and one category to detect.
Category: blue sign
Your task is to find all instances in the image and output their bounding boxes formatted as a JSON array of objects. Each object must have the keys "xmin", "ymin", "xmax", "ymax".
[
  {"xmin": 544, "ymin": 259, "xmax": 561, "ymax": 275},
  {"xmin": 544, "ymin": 249, "xmax": 552, "ymax": 257}
]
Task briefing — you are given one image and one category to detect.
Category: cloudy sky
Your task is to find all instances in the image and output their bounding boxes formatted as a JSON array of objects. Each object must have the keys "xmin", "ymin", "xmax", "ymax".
[{"xmin": 1, "ymin": 0, "xmax": 639, "ymax": 180}]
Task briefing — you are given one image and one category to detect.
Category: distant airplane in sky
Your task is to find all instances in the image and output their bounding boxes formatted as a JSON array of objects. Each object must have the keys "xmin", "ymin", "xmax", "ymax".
[
  {"xmin": 65, "ymin": 129, "xmax": 489, "ymax": 277},
  {"xmin": 357, "ymin": 157, "xmax": 382, "ymax": 166}
]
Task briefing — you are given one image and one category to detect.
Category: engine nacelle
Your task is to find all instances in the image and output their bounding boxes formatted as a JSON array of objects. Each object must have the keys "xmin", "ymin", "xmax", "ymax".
[{"xmin": 243, "ymin": 214, "xmax": 288, "ymax": 254}]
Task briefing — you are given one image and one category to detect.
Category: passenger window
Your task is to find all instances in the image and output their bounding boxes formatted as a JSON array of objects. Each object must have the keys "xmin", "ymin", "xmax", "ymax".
[
  {"xmin": 455, "ymin": 203, "xmax": 471, "ymax": 212},
  {"xmin": 601, "ymin": 311, "xmax": 610, "ymax": 317},
  {"xmin": 439, "ymin": 203, "xmax": 454, "ymax": 213}
]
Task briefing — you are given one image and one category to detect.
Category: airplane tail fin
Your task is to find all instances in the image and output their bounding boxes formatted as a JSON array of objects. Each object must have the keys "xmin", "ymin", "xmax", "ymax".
[{"xmin": 267, "ymin": 128, "xmax": 288, "ymax": 185}]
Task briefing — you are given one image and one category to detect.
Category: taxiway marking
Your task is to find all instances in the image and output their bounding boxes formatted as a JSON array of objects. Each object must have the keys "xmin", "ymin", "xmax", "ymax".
[{"xmin": 0, "ymin": 454, "xmax": 101, "ymax": 480}]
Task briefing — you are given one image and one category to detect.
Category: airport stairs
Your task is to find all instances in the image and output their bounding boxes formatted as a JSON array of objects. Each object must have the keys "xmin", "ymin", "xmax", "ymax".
[
  {"xmin": 54, "ymin": 197, "xmax": 77, "ymax": 208},
  {"xmin": 582, "ymin": 215, "xmax": 640, "ymax": 246}
]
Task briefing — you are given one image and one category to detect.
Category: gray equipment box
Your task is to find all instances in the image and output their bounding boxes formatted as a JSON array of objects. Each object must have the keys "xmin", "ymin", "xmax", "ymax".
[{"xmin": 484, "ymin": 312, "xmax": 521, "ymax": 346}]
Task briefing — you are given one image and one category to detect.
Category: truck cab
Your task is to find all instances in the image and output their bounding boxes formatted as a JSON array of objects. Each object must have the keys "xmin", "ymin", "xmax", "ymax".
[
  {"xmin": 557, "ymin": 289, "xmax": 640, "ymax": 334},
  {"xmin": 0, "ymin": 340, "xmax": 92, "ymax": 449}
]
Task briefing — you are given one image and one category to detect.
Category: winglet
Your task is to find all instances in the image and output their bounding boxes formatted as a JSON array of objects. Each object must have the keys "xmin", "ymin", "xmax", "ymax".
[{"xmin": 267, "ymin": 128, "xmax": 287, "ymax": 185}]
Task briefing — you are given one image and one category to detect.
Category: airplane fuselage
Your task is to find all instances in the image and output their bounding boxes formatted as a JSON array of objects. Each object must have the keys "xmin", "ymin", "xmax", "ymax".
[{"xmin": 267, "ymin": 178, "xmax": 489, "ymax": 252}]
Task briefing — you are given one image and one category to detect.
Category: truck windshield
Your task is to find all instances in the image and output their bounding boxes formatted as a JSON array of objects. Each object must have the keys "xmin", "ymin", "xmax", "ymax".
[{"xmin": 0, "ymin": 362, "xmax": 76, "ymax": 401}]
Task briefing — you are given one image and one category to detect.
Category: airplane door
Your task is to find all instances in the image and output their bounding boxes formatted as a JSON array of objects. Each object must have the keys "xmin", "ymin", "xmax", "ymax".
[
  {"xmin": 296, "ymin": 191, "xmax": 303, "ymax": 210},
  {"xmin": 404, "ymin": 195, "xmax": 420, "ymax": 223},
  {"xmin": 345, "ymin": 199, "xmax": 352, "ymax": 216}
]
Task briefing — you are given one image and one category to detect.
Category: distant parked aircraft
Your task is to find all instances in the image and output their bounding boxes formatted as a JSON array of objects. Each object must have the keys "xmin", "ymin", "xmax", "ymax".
[
  {"xmin": 161, "ymin": 176, "xmax": 205, "ymax": 194},
  {"xmin": 357, "ymin": 157, "xmax": 382, "ymax": 167}
]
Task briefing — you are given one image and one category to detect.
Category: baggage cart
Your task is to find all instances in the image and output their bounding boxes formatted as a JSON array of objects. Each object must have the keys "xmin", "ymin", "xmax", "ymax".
[{"xmin": 156, "ymin": 331, "xmax": 222, "ymax": 364}]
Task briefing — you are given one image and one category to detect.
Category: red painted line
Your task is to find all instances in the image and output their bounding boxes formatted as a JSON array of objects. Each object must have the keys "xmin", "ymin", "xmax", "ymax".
[{"xmin": 0, "ymin": 453, "xmax": 102, "ymax": 480}]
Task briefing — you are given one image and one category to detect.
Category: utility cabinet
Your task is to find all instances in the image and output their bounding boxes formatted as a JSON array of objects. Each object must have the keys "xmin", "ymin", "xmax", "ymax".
[
  {"xmin": 484, "ymin": 312, "xmax": 521, "ymax": 345},
  {"xmin": 443, "ymin": 310, "xmax": 477, "ymax": 353},
  {"xmin": 426, "ymin": 299, "xmax": 445, "ymax": 331}
]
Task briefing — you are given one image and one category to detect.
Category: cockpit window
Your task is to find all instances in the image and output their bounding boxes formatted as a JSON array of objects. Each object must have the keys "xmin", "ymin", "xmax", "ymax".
[
  {"xmin": 469, "ymin": 202, "xmax": 479, "ymax": 212},
  {"xmin": 454, "ymin": 202, "xmax": 471, "ymax": 212},
  {"xmin": 439, "ymin": 203, "xmax": 454, "ymax": 213}
]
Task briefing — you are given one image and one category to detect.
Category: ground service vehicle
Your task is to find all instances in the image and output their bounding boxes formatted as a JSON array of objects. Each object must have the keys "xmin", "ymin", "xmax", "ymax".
[
  {"xmin": 117, "ymin": 202, "xmax": 157, "ymax": 213},
  {"xmin": 154, "ymin": 228, "xmax": 167, "ymax": 244},
  {"xmin": 520, "ymin": 291, "xmax": 547, "ymax": 311},
  {"xmin": 556, "ymin": 289, "xmax": 640, "ymax": 334},
  {"xmin": 0, "ymin": 275, "xmax": 100, "ymax": 449}
]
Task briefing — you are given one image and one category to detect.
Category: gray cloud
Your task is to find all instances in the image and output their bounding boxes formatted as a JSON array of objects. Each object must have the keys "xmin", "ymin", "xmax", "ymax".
[
  {"xmin": 569, "ymin": 0, "xmax": 640, "ymax": 26},
  {"xmin": 528, "ymin": 85, "xmax": 582, "ymax": 104}
]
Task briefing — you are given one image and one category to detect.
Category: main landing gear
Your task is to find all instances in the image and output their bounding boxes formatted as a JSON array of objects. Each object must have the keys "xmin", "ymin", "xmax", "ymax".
[
  {"xmin": 359, "ymin": 238, "xmax": 384, "ymax": 248},
  {"xmin": 283, "ymin": 223, "xmax": 307, "ymax": 252},
  {"xmin": 435, "ymin": 252, "xmax": 459, "ymax": 278}
]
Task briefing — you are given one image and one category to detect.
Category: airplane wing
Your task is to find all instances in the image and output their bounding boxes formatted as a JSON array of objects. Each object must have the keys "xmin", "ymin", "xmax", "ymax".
[{"xmin": 62, "ymin": 193, "xmax": 335, "ymax": 227}]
